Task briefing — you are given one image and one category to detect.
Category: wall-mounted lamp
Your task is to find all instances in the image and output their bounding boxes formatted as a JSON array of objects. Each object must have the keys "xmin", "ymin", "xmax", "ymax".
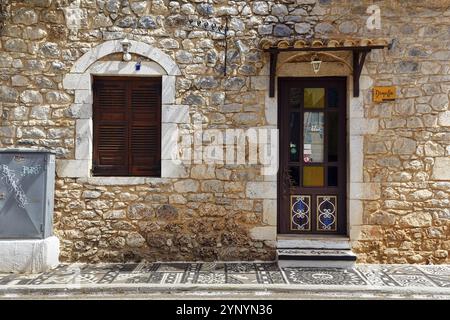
[
  {"xmin": 311, "ymin": 53, "xmax": 322, "ymax": 74},
  {"xmin": 121, "ymin": 37, "xmax": 132, "ymax": 62}
]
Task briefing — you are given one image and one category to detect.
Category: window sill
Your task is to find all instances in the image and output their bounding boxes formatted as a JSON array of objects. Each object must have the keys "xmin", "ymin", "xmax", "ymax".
[{"xmin": 77, "ymin": 176, "xmax": 170, "ymax": 186}]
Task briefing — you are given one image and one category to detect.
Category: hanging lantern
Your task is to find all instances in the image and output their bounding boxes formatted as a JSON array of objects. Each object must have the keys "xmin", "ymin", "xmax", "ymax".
[{"xmin": 311, "ymin": 53, "xmax": 322, "ymax": 74}]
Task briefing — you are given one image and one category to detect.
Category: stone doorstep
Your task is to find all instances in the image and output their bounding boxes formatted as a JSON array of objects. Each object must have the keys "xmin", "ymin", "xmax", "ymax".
[
  {"xmin": 277, "ymin": 249, "xmax": 357, "ymax": 269},
  {"xmin": 277, "ymin": 235, "xmax": 351, "ymax": 250}
]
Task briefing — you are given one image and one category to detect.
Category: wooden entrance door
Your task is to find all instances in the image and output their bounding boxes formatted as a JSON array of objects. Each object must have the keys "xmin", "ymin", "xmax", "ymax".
[{"xmin": 278, "ymin": 77, "xmax": 347, "ymax": 235}]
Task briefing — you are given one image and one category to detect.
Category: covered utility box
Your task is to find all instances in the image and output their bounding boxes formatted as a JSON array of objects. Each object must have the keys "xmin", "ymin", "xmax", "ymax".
[{"xmin": 0, "ymin": 150, "xmax": 55, "ymax": 239}]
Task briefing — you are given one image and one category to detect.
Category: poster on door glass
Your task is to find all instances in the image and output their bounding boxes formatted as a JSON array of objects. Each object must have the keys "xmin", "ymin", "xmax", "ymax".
[{"xmin": 303, "ymin": 112, "xmax": 324, "ymax": 163}]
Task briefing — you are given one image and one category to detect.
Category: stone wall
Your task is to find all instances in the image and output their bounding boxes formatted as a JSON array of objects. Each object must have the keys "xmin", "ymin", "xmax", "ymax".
[{"xmin": 0, "ymin": 0, "xmax": 449, "ymax": 263}]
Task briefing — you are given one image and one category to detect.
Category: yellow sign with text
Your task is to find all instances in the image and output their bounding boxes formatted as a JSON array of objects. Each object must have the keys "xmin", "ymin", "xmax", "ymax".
[{"xmin": 373, "ymin": 86, "xmax": 396, "ymax": 102}]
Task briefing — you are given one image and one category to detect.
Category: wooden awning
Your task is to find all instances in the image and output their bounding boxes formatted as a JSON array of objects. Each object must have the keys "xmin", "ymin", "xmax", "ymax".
[{"xmin": 261, "ymin": 38, "xmax": 392, "ymax": 97}]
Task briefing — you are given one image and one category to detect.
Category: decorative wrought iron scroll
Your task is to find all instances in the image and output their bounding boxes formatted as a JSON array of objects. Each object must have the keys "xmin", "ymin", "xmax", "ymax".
[
  {"xmin": 291, "ymin": 195, "xmax": 311, "ymax": 231},
  {"xmin": 317, "ymin": 196, "xmax": 337, "ymax": 231}
]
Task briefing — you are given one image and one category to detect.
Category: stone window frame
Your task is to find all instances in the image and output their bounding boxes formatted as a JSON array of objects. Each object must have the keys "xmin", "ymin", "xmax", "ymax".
[
  {"xmin": 57, "ymin": 40, "xmax": 188, "ymax": 183},
  {"xmin": 254, "ymin": 53, "xmax": 380, "ymax": 245}
]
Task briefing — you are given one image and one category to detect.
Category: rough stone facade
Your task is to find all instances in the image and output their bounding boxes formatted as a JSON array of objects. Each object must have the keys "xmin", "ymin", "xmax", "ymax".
[{"xmin": 0, "ymin": 0, "xmax": 449, "ymax": 264}]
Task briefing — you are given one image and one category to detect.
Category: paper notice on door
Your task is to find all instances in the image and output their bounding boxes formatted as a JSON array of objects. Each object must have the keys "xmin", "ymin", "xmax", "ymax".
[{"xmin": 304, "ymin": 144, "xmax": 312, "ymax": 150}]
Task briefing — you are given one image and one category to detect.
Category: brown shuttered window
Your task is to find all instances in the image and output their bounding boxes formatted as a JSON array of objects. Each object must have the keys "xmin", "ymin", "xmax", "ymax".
[{"xmin": 93, "ymin": 77, "xmax": 161, "ymax": 177}]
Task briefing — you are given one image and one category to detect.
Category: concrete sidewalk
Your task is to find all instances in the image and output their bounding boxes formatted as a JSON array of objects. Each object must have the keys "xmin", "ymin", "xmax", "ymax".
[{"xmin": 0, "ymin": 263, "xmax": 449, "ymax": 299}]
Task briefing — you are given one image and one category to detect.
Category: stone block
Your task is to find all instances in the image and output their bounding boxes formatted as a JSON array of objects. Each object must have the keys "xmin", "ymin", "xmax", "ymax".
[
  {"xmin": 162, "ymin": 75, "xmax": 176, "ymax": 104},
  {"xmin": 250, "ymin": 76, "xmax": 268, "ymax": 90},
  {"xmin": 265, "ymin": 94, "xmax": 277, "ymax": 125},
  {"xmin": 359, "ymin": 75, "xmax": 373, "ymax": 90},
  {"xmin": 349, "ymin": 96, "xmax": 364, "ymax": 119},
  {"xmin": 350, "ymin": 183, "xmax": 381, "ymax": 200},
  {"xmin": 63, "ymin": 73, "xmax": 91, "ymax": 90},
  {"xmin": 246, "ymin": 182, "xmax": 276, "ymax": 199},
  {"xmin": 74, "ymin": 89, "xmax": 92, "ymax": 104},
  {"xmin": 431, "ymin": 94, "xmax": 449, "ymax": 111},
  {"xmin": 295, "ymin": 22, "xmax": 311, "ymax": 34},
  {"xmin": 249, "ymin": 226, "xmax": 276, "ymax": 241},
  {"xmin": 0, "ymin": 85, "xmax": 19, "ymax": 102},
  {"xmin": 162, "ymin": 105, "xmax": 189, "ymax": 123},
  {"xmin": 75, "ymin": 119, "xmax": 92, "ymax": 160},
  {"xmin": 191, "ymin": 165, "xmax": 216, "ymax": 179},
  {"xmin": 104, "ymin": 210, "xmax": 126, "ymax": 219},
  {"xmin": 201, "ymin": 180, "xmax": 224, "ymax": 192},
  {"xmin": 0, "ymin": 236, "xmax": 59, "ymax": 273},
  {"xmin": 252, "ymin": 1, "xmax": 269, "ymax": 15},
  {"xmin": 438, "ymin": 111, "xmax": 450, "ymax": 126},
  {"xmin": 349, "ymin": 135, "xmax": 363, "ymax": 182},
  {"xmin": 399, "ymin": 212, "xmax": 432, "ymax": 228},
  {"xmin": 349, "ymin": 225, "xmax": 362, "ymax": 241},
  {"xmin": 392, "ymin": 137, "xmax": 417, "ymax": 155},
  {"xmin": 349, "ymin": 200, "xmax": 363, "ymax": 225},
  {"xmin": 68, "ymin": 103, "xmax": 92, "ymax": 119},
  {"xmin": 360, "ymin": 225, "xmax": 384, "ymax": 240},
  {"xmin": 12, "ymin": 75, "xmax": 30, "ymax": 87},
  {"xmin": 432, "ymin": 157, "xmax": 450, "ymax": 180},
  {"xmin": 126, "ymin": 233, "xmax": 146, "ymax": 247},
  {"xmin": 46, "ymin": 91, "xmax": 72, "ymax": 104},
  {"xmin": 56, "ymin": 160, "xmax": 90, "ymax": 178},
  {"xmin": 161, "ymin": 123, "xmax": 179, "ymax": 160},
  {"xmin": 161, "ymin": 160, "xmax": 189, "ymax": 178},
  {"xmin": 263, "ymin": 199, "xmax": 277, "ymax": 226},
  {"xmin": 349, "ymin": 118, "xmax": 379, "ymax": 135},
  {"xmin": 174, "ymin": 179, "xmax": 199, "ymax": 193}
]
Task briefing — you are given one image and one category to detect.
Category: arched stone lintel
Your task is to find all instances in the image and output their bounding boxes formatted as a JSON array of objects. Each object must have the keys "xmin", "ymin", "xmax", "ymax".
[
  {"xmin": 69, "ymin": 40, "xmax": 181, "ymax": 76},
  {"xmin": 63, "ymin": 61, "xmax": 169, "ymax": 90}
]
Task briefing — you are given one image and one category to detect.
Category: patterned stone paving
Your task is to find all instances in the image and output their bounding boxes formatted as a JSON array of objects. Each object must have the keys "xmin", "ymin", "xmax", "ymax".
[{"xmin": 0, "ymin": 263, "xmax": 449, "ymax": 288}]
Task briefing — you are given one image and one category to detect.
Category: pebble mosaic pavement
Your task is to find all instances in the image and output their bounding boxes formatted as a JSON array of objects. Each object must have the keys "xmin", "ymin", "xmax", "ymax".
[{"xmin": 0, "ymin": 263, "xmax": 449, "ymax": 288}]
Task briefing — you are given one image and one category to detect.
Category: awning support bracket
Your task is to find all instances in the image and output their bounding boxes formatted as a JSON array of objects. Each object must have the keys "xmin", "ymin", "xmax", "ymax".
[
  {"xmin": 352, "ymin": 50, "xmax": 369, "ymax": 98},
  {"xmin": 269, "ymin": 50, "xmax": 278, "ymax": 98}
]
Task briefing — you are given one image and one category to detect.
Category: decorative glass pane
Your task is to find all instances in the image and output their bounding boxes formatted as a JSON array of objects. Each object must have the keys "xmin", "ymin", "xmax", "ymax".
[
  {"xmin": 289, "ymin": 88, "xmax": 302, "ymax": 108},
  {"xmin": 291, "ymin": 195, "xmax": 311, "ymax": 231},
  {"xmin": 327, "ymin": 112, "xmax": 338, "ymax": 162},
  {"xmin": 303, "ymin": 112, "xmax": 324, "ymax": 163},
  {"xmin": 303, "ymin": 166, "xmax": 324, "ymax": 187},
  {"xmin": 289, "ymin": 112, "xmax": 300, "ymax": 162},
  {"xmin": 288, "ymin": 166, "xmax": 300, "ymax": 187},
  {"xmin": 328, "ymin": 88, "xmax": 339, "ymax": 108},
  {"xmin": 328, "ymin": 166, "xmax": 338, "ymax": 187},
  {"xmin": 304, "ymin": 88, "xmax": 325, "ymax": 109},
  {"xmin": 317, "ymin": 196, "xmax": 337, "ymax": 231}
]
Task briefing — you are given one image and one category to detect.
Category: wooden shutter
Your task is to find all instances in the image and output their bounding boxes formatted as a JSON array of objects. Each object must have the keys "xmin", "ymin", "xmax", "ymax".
[
  {"xmin": 93, "ymin": 77, "xmax": 161, "ymax": 177},
  {"xmin": 93, "ymin": 79, "xmax": 129, "ymax": 175},
  {"xmin": 129, "ymin": 80, "xmax": 161, "ymax": 176}
]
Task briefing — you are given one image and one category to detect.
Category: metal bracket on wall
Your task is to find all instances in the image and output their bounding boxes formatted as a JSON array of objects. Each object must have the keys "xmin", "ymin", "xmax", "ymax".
[
  {"xmin": 188, "ymin": 17, "xmax": 229, "ymax": 76},
  {"xmin": 352, "ymin": 50, "xmax": 369, "ymax": 98}
]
